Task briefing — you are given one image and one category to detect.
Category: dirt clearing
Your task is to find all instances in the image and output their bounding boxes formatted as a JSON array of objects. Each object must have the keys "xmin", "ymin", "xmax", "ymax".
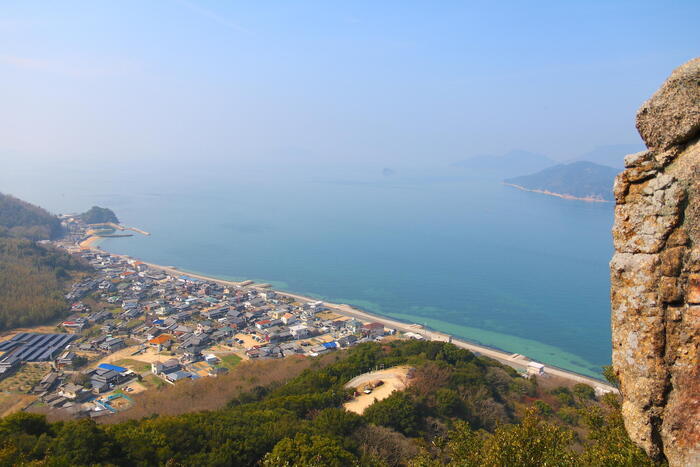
[{"xmin": 343, "ymin": 366, "xmax": 413, "ymax": 415}]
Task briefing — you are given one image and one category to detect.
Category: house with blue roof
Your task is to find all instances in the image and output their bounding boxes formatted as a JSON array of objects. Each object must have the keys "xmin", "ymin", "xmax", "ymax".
[{"xmin": 98, "ymin": 363, "xmax": 128, "ymax": 374}]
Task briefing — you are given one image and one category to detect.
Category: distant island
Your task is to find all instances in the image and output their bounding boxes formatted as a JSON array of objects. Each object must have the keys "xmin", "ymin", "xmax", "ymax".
[
  {"xmin": 503, "ymin": 161, "xmax": 618, "ymax": 202},
  {"xmin": 80, "ymin": 206, "xmax": 119, "ymax": 224}
]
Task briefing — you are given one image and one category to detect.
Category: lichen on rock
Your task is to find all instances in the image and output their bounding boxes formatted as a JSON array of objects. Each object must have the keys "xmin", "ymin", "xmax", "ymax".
[{"xmin": 611, "ymin": 57, "xmax": 700, "ymax": 466}]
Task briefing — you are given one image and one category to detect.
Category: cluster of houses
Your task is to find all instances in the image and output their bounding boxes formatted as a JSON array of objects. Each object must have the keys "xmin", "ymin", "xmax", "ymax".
[
  {"xmin": 14, "ymin": 244, "xmax": 394, "ymax": 418},
  {"xmin": 58, "ymin": 250, "xmax": 392, "ymax": 363},
  {"xmin": 149, "ymin": 357, "xmax": 226, "ymax": 382},
  {"xmin": 33, "ymin": 361, "xmax": 138, "ymax": 417}
]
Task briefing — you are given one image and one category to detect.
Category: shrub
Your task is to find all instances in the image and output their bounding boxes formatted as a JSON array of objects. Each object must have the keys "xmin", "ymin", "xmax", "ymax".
[
  {"xmin": 534, "ymin": 400, "xmax": 553, "ymax": 417},
  {"xmin": 572, "ymin": 383, "xmax": 596, "ymax": 401},
  {"xmin": 262, "ymin": 433, "xmax": 357, "ymax": 467},
  {"xmin": 556, "ymin": 406, "xmax": 580, "ymax": 425},
  {"xmin": 364, "ymin": 392, "xmax": 422, "ymax": 436}
]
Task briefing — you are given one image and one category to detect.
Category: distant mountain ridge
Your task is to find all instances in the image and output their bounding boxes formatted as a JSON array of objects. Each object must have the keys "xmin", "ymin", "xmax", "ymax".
[
  {"xmin": 568, "ymin": 144, "xmax": 645, "ymax": 169},
  {"xmin": 504, "ymin": 161, "xmax": 618, "ymax": 202},
  {"xmin": 454, "ymin": 145, "xmax": 641, "ymax": 175},
  {"xmin": 452, "ymin": 150, "xmax": 556, "ymax": 178}
]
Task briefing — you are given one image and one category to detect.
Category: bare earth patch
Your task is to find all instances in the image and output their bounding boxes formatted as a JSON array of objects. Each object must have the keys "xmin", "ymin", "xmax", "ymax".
[
  {"xmin": 343, "ymin": 366, "xmax": 412, "ymax": 415},
  {"xmin": 0, "ymin": 363, "xmax": 52, "ymax": 393},
  {"xmin": 0, "ymin": 323, "xmax": 63, "ymax": 342},
  {"xmin": 95, "ymin": 346, "xmax": 172, "ymax": 367},
  {"xmin": 124, "ymin": 381, "xmax": 147, "ymax": 394},
  {"xmin": 234, "ymin": 333, "xmax": 261, "ymax": 350},
  {"xmin": 113, "ymin": 359, "xmax": 152, "ymax": 373},
  {"xmin": 0, "ymin": 392, "xmax": 37, "ymax": 417}
]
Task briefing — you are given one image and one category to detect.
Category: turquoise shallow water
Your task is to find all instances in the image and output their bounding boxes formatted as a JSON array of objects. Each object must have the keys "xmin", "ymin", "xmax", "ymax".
[{"xmin": 3, "ymin": 162, "xmax": 614, "ymax": 378}]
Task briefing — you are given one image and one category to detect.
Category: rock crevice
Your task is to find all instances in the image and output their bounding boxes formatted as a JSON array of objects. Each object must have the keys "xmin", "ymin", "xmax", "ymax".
[{"xmin": 612, "ymin": 57, "xmax": 700, "ymax": 466}]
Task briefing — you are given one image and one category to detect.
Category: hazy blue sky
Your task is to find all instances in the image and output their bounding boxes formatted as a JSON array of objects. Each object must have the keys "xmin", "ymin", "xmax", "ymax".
[{"xmin": 1, "ymin": 1, "xmax": 698, "ymax": 172}]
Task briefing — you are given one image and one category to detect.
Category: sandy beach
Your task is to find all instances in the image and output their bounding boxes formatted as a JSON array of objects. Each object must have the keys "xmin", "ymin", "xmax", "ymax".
[
  {"xmin": 79, "ymin": 223, "xmax": 151, "ymax": 250},
  {"xmin": 79, "ymin": 235, "xmax": 103, "ymax": 249},
  {"xmin": 503, "ymin": 182, "xmax": 610, "ymax": 203}
]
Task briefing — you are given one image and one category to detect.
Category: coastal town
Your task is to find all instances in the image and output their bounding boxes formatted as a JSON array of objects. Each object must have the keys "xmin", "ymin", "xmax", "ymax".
[
  {"xmin": 0, "ymin": 215, "xmax": 409, "ymax": 420},
  {"xmin": 0, "ymin": 215, "xmax": 615, "ymax": 421}
]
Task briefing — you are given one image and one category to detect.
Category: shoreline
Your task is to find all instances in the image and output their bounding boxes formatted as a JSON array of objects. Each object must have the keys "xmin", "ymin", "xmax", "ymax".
[
  {"xmin": 503, "ymin": 183, "xmax": 611, "ymax": 203},
  {"xmin": 79, "ymin": 236, "xmax": 104, "ymax": 249},
  {"xmin": 92, "ymin": 247, "xmax": 617, "ymax": 392},
  {"xmin": 79, "ymin": 223, "xmax": 149, "ymax": 249}
]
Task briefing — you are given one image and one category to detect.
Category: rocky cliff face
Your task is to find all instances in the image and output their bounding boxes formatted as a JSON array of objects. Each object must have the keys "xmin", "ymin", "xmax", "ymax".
[{"xmin": 611, "ymin": 58, "xmax": 700, "ymax": 466}]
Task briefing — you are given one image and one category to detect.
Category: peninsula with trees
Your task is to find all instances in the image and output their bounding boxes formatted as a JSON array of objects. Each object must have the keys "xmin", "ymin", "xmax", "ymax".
[
  {"xmin": 504, "ymin": 161, "xmax": 618, "ymax": 202},
  {"xmin": 80, "ymin": 206, "xmax": 119, "ymax": 225}
]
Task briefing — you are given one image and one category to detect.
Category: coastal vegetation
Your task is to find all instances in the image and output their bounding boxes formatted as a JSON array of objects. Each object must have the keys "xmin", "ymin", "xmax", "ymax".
[
  {"xmin": 80, "ymin": 206, "xmax": 119, "ymax": 225},
  {"xmin": 0, "ymin": 340, "xmax": 655, "ymax": 465}
]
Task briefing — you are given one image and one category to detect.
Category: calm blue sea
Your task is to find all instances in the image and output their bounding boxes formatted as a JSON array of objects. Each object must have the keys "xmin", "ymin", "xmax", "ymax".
[{"xmin": 3, "ymin": 161, "xmax": 614, "ymax": 378}]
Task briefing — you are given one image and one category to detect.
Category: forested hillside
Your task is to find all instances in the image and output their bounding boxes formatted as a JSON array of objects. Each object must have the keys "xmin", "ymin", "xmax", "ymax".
[
  {"xmin": 1, "ymin": 341, "xmax": 655, "ymax": 466},
  {"xmin": 0, "ymin": 235, "xmax": 87, "ymax": 330},
  {"xmin": 0, "ymin": 193, "xmax": 88, "ymax": 330},
  {"xmin": 0, "ymin": 193, "xmax": 62, "ymax": 240}
]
